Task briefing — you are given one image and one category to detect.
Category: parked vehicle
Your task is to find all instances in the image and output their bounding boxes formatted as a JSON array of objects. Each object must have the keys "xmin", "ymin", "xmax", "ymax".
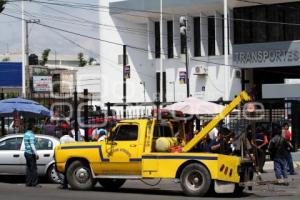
[
  {"xmin": 0, "ymin": 134, "xmax": 61, "ymax": 183},
  {"xmin": 55, "ymin": 91, "xmax": 254, "ymax": 196}
]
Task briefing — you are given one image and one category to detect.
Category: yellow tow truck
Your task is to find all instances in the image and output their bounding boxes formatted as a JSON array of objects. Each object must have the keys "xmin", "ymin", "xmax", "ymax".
[{"xmin": 54, "ymin": 91, "xmax": 253, "ymax": 196}]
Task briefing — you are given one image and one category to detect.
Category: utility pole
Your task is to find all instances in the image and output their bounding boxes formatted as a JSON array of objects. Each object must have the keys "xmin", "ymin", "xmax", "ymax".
[
  {"xmin": 180, "ymin": 16, "xmax": 190, "ymax": 97},
  {"xmin": 123, "ymin": 45, "xmax": 127, "ymax": 118},
  {"xmin": 22, "ymin": 18, "xmax": 40, "ymax": 98},
  {"xmin": 73, "ymin": 87, "xmax": 78, "ymax": 141},
  {"xmin": 1, "ymin": 88, "xmax": 4, "ymax": 136},
  {"xmin": 83, "ymin": 89, "xmax": 89, "ymax": 141}
]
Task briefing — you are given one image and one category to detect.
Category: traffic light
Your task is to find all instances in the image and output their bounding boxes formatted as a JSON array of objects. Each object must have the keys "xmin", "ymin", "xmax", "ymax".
[
  {"xmin": 0, "ymin": 0, "xmax": 6, "ymax": 13},
  {"xmin": 179, "ymin": 16, "xmax": 187, "ymax": 36}
]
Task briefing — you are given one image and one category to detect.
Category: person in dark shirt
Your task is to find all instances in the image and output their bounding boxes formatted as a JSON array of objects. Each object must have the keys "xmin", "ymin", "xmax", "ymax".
[
  {"xmin": 268, "ymin": 128, "xmax": 289, "ymax": 185},
  {"xmin": 251, "ymin": 126, "xmax": 268, "ymax": 173}
]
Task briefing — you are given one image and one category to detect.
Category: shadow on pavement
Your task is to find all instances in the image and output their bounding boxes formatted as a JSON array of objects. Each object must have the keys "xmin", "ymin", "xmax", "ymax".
[{"xmin": 0, "ymin": 175, "xmax": 52, "ymax": 184}]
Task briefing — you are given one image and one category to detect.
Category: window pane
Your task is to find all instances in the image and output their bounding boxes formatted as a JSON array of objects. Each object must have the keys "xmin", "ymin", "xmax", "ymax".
[
  {"xmin": 154, "ymin": 125, "xmax": 173, "ymax": 138},
  {"xmin": 110, "ymin": 125, "xmax": 138, "ymax": 141},
  {"xmin": 194, "ymin": 17, "xmax": 201, "ymax": 57},
  {"xmin": 167, "ymin": 21, "xmax": 174, "ymax": 58},
  {"xmin": 0, "ymin": 137, "xmax": 23, "ymax": 150},
  {"xmin": 208, "ymin": 16, "xmax": 215, "ymax": 56},
  {"xmin": 35, "ymin": 138, "xmax": 53, "ymax": 150},
  {"xmin": 155, "ymin": 22, "xmax": 160, "ymax": 58}
]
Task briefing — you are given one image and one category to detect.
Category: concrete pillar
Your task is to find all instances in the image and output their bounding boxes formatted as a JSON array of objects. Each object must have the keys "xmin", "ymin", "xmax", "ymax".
[
  {"xmin": 200, "ymin": 13, "xmax": 208, "ymax": 57},
  {"xmin": 215, "ymin": 12, "xmax": 224, "ymax": 56},
  {"xmin": 173, "ymin": 16, "xmax": 181, "ymax": 58},
  {"xmin": 147, "ymin": 18, "xmax": 155, "ymax": 59}
]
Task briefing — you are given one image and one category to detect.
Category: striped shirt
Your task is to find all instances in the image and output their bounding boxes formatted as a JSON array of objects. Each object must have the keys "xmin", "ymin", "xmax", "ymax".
[{"xmin": 24, "ymin": 130, "xmax": 37, "ymax": 155}]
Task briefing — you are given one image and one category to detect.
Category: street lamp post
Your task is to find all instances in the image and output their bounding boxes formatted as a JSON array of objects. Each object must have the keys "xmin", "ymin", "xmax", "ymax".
[
  {"xmin": 140, "ymin": 81, "xmax": 146, "ymax": 114},
  {"xmin": 169, "ymin": 81, "xmax": 175, "ymax": 102},
  {"xmin": 180, "ymin": 16, "xmax": 190, "ymax": 98}
]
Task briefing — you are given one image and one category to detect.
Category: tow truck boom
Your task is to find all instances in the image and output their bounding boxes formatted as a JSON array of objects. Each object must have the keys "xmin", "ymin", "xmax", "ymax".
[{"xmin": 182, "ymin": 91, "xmax": 251, "ymax": 152}]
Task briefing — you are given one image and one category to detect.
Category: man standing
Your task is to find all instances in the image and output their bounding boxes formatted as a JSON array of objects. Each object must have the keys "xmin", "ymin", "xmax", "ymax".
[
  {"xmin": 24, "ymin": 121, "xmax": 39, "ymax": 187},
  {"xmin": 269, "ymin": 128, "xmax": 289, "ymax": 185},
  {"xmin": 282, "ymin": 123, "xmax": 296, "ymax": 175},
  {"xmin": 251, "ymin": 126, "xmax": 268, "ymax": 173}
]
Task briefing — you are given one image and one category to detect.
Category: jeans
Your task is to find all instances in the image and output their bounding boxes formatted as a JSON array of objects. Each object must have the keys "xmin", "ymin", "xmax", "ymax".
[
  {"xmin": 24, "ymin": 152, "xmax": 38, "ymax": 186},
  {"xmin": 274, "ymin": 158, "xmax": 288, "ymax": 179},
  {"xmin": 255, "ymin": 148, "xmax": 266, "ymax": 172},
  {"xmin": 286, "ymin": 152, "xmax": 295, "ymax": 174}
]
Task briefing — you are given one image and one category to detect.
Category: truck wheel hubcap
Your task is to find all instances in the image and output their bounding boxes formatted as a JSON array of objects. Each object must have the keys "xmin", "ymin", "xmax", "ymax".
[
  {"xmin": 75, "ymin": 168, "xmax": 90, "ymax": 183},
  {"xmin": 186, "ymin": 170, "xmax": 203, "ymax": 190}
]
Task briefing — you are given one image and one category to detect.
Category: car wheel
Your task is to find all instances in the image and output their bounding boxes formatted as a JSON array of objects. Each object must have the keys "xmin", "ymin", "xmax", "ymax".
[
  {"xmin": 66, "ymin": 160, "xmax": 94, "ymax": 190},
  {"xmin": 180, "ymin": 163, "xmax": 211, "ymax": 197},
  {"xmin": 47, "ymin": 164, "xmax": 62, "ymax": 184},
  {"xmin": 98, "ymin": 179, "xmax": 126, "ymax": 190}
]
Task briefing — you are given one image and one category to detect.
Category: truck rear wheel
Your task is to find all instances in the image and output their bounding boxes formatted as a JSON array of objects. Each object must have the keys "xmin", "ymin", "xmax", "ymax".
[
  {"xmin": 98, "ymin": 179, "xmax": 126, "ymax": 190},
  {"xmin": 67, "ymin": 160, "xmax": 94, "ymax": 190},
  {"xmin": 180, "ymin": 163, "xmax": 211, "ymax": 196}
]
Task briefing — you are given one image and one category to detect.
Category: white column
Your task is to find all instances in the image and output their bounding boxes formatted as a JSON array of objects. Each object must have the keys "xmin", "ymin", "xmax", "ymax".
[
  {"xmin": 160, "ymin": 0, "xmax": 163, "ymax": 102},
  {"xmin": 147, "ymin": 19, "xmax": 155, "ymax": 59},
  {"xmin": 228, "ymin": 9, "xmax": 234, "ymax": 55},
  {"xmin": 173, "ymin": 16, "xmax": 181, "ymax": 58},
  {"xmin": 200, "ymin": 13, "xmax": 208, "ymax": 57},
  {"xmin": 187, "ymin": 16, "xmax": 194, "ymax": 58},
  {"xmin": 161, "ymin": 19, "xmax": 168, "ymax": 59},
  {"xmin": 215, "ymin": 12, "xmax": 223, "ymax": 56},
  {"xmin": 224, "ymin": 0, "xmax": 230, "ymax": 100}
]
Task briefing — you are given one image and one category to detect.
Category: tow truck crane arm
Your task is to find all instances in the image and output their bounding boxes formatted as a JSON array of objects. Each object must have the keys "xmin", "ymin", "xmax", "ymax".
[{"xmin": 182, "ymin": 91, "xmax": 251, "ymax": 152}]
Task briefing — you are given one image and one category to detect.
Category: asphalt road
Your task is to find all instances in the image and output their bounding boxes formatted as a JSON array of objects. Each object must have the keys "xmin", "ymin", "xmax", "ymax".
[{"xmin": 0, "ymin": 169, "xmax": 299, "ymax": 200}]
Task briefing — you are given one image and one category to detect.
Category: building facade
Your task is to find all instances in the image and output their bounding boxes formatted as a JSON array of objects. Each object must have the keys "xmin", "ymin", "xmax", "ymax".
[{"xmin": 99, "ymin": 0, "xmax": 300, "ymax": 105}]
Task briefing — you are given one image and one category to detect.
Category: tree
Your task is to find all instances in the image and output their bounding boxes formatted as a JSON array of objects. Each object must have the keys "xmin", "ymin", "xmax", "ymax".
[
  {"xmin": 0, "ymin": 0, "xmax": 6, "ymax": 13},
  {"xmin": 78, "ymin": 52, "xmax": 87, "ymax": 67},
  {"xmin": 88, "ymin": 57, "xmax": 95, "ymax": 65},
  {"xmin": 40, "ymin": 49, "xmax": 51, "ymax": 66},
  {"xmin": 2, "ymin": 57, "xmax": 10, "ymax": 62}
]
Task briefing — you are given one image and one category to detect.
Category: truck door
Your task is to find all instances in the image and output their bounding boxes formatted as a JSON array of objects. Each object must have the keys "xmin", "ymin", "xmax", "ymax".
[{"xmin": 103, "ymin": 124, "xmax": 141, "ymax": 175}]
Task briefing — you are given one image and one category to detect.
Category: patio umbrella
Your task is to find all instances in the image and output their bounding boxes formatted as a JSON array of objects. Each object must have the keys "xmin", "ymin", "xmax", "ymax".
[
  {"xmin": 0, "ymin": 97, "xmax": 51, "ymax": 117},
  {"xmin": 164, "ymin": 97, "xmax": 226, "ymax": 115}
]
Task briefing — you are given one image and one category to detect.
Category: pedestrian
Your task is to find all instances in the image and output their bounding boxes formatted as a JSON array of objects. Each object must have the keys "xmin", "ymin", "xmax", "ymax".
[
  {"xmin": 282, "ymin": 122, "xmax": 297, "ymax": 175},
  {"xmin": 59, "ymin": 129, "xmax": 75, "ymax": 189},
  {"xmin": 268, "ymin": 127, "xmax": 289, "ymax": 185},
  {"xmin": 24, "ymin": 120, "xmax": 40, "ymax": 187},
  {"xmin": 251, "ymin": 126, "xmax": 268, "ymax": 173},
  {"xmin": 93, "ymin": 128, "xmax": 107, "ymax": 141}
]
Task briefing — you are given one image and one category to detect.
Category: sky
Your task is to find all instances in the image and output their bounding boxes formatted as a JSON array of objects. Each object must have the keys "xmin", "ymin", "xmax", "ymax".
[{"xmin": 0, "ymin": 0, "xmax": 100, "ymax": 60}]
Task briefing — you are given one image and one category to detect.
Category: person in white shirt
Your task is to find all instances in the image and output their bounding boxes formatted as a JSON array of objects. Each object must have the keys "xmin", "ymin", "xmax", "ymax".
[
  {"xmin": 93, "ymin": 128, "xmax": 107, "ymax": 141},
  {"xmin": 71, "ymin": 127, "xmax": 85, "ymax": 141},
  {"xmin": 60, "ymin": 130, "xmax": 75, "ymax": 144}
]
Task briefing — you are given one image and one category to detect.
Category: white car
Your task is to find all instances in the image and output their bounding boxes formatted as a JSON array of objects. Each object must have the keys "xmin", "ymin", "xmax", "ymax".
[{"xmin": 0, "ymin": 134, "xmax": 61, "ymax": 183}]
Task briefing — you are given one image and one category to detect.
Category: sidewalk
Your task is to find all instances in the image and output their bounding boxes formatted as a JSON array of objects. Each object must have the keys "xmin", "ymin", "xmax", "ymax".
[{"xmin": 264, "ymin": 151, "xmax": 300, "ymax": 170}]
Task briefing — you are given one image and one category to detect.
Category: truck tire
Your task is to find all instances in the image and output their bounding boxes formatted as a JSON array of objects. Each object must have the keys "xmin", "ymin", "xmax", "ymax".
[
  {"xmin": 66, "ymin": 160, "xmax": 94, "ymax": 190},
  {"xmin": 180, "ymin": 163, "xmax": 211, "ymax": 197},
  {"xmin": 98, "ymin": 179, "xmax": 126, "ymax": 190}
]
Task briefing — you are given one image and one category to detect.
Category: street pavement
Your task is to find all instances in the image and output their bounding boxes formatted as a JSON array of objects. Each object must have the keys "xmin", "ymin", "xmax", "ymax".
[{"xmin": 0, "ymin": 168, "xmax": 299, "ymax": 200}]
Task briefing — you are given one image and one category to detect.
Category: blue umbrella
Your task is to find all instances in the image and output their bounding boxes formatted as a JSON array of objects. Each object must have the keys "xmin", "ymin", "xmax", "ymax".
[{"xmin": 0, "ymin": 97, "xmax": 51, "ymax": 117}]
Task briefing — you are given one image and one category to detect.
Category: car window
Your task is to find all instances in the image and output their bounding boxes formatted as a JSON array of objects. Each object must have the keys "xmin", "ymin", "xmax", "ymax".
[
  {"xmin": 154, "ymin": 125, "xmax": 173, "ymax": 138},
  {"xmin": 0, "ymin": 137, "xmax": 23, "ymax": 150},
  {"xmin": 35, "ymin": 138, "xmax": 53, "ymax": 150},
  {"xmin": 110, "ymin": 125, "xmax": 138, "ymax": 141}
]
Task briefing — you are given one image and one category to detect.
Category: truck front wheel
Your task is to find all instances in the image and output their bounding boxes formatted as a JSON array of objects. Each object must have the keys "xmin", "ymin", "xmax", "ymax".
[
  {"xmin": 98, "ymin": 179, "xmax": 126, "ymax": 191},
  {"xmin": 180, "ymin": 163, "xmax": 211, "ymax": 196},
  {"xmin": 66, "ymin": 160, "xmax": 94, "ymax": 190}
]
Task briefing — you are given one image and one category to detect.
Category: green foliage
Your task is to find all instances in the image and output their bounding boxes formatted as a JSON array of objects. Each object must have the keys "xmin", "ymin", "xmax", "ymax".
[
  {"xmin": 88, "ymin": 57, "xmax": 95, "ymax": 65},
  {"xmin": 0, "ymin": 0, "xmax": 6, "ymax": 13},
  {"xmin": 78, "ymin": 52, "xmax": 87, "ymax": 67},
  {"xmin": 1, "ymin": 57, "xmax": 10, "ymax": 62},
  {"xmin": 40, "ymin": 49, "xmax": 51, "ymax": 66}
]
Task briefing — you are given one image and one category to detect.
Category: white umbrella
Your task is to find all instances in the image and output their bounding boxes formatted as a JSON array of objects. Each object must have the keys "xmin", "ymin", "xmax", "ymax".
[{"xmin": 164, "ymin": 97, "xmax": 226, "ymax": 115}]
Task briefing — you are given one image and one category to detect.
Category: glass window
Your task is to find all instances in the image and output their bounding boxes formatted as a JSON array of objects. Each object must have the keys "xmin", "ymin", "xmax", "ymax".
[
  {"xmin": 109, "ymin": 125, "xmax": 138, "ymax": 141},
  {"xmin": 155, "ymin": 22, "xmax": 160, "ymax": 58},
  {"xmin": 194, "ymin": 17, "xmax": 201, "ymax": 57},
  {"xmin": 0, "ymin": 137, "xmax": 23, "ymax": 150},
  {"xmin": 208, "ymin": 16, "xmax": 215, "ymax": 56},
  {"xmin": 167, "ymin": 21, "xmax": 174, "ymax": 58},
  {"xmin": 154, "ymin": 125, "xmax": 173, "ymax": 138},
  {"xmin": 35, "ymin": 138, "xmax": 53, "ymax": 150}
]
